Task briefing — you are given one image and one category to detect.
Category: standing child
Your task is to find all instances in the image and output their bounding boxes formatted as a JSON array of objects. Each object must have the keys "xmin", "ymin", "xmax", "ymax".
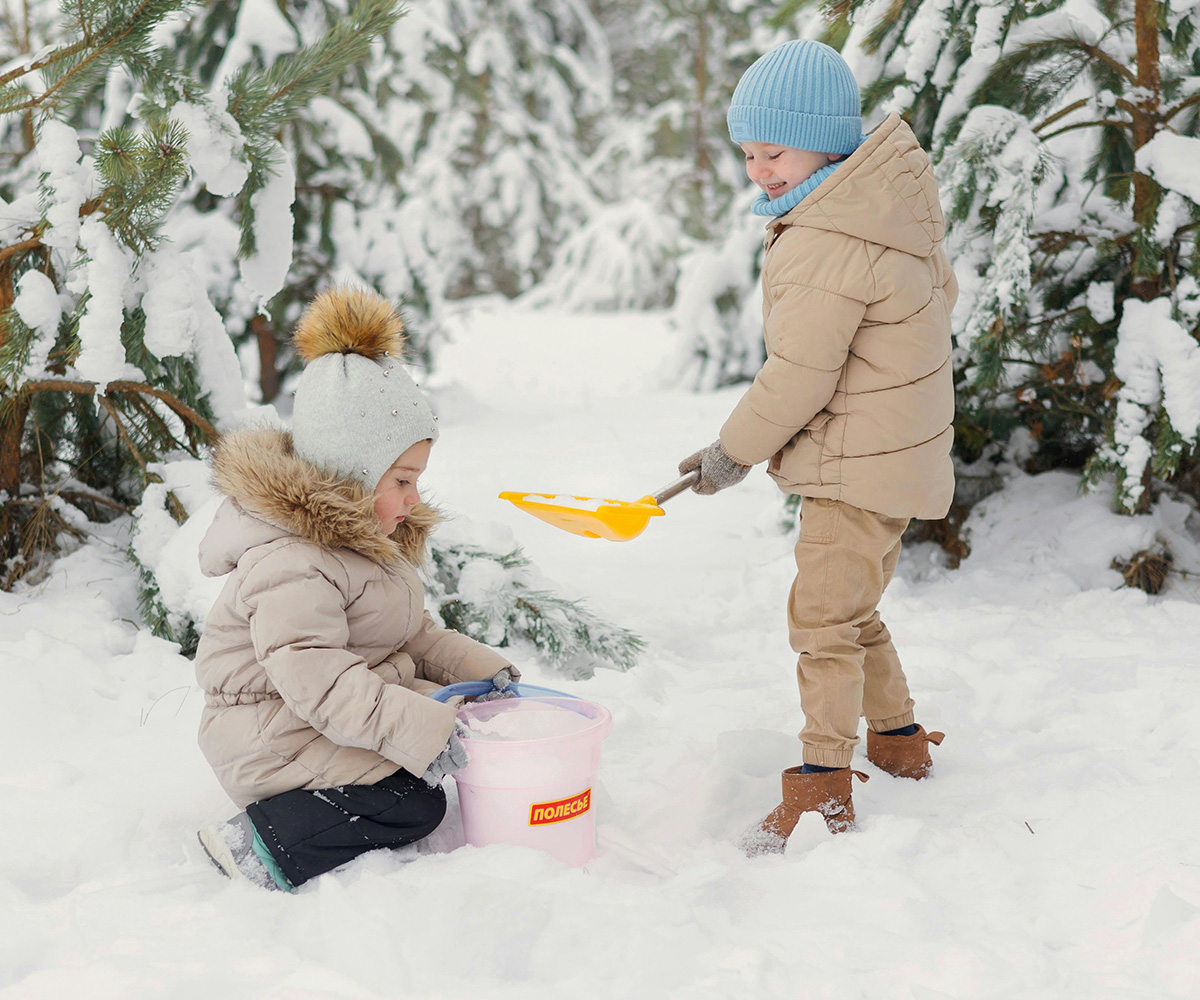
[
  {"xmin": 678, "ymin": 40, "xmax": 955, "ymax": 851},
  {"xmin": 194, "ymin": 287, "xmax": 515, "ymax": 890}
]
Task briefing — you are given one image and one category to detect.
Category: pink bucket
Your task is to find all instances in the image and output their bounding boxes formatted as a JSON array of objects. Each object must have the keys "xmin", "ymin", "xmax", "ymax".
[{"xmin": 453, "ymin": 697, "xmax": 613, "ymax": 866}]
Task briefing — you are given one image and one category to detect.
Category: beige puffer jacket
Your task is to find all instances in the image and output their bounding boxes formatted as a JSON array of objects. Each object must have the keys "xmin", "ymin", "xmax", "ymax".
[
  {"xmin": 720, "ymin": 113, "xmax": 958, "ymax": 520},
  {"xmin": 194, "ymin": 427, "xmax": 512, "ymax": 809}
]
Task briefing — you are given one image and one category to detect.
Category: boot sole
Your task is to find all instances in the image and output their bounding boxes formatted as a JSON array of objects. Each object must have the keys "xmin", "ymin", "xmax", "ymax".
[{"xmin": 197, "ymin": 829, "xmax": 238, "ymax": 882}]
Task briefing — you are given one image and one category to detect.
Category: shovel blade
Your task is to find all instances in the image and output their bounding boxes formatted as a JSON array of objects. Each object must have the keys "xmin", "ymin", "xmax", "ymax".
[{"xmin": 499, "ymin": 491, "xmax": 664, "ymax": 542}]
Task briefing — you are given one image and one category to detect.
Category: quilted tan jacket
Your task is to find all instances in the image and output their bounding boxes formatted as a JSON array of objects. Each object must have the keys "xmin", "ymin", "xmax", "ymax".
[
  {"xmin": 720, "ymin": 113, "xmax": 958, "ymax": 520},
  {"xmin": 194, "ymin": 427, "xmax": 512, "ymax": 808}
]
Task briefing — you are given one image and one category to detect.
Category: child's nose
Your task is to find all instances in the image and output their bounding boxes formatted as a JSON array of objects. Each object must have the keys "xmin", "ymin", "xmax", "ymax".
[{"xmin": 746, "ymin": 159, "xmax": 771, "ymax": 181}]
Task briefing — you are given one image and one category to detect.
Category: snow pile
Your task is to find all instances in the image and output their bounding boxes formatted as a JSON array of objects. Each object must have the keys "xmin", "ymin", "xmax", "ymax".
[
  {"xmin": 168, "ymin": 101, "xmax": 249, "ymax": 198},
  {"xmin": 1136, "ymin": 132, "xmax": 1200, "ymax": 204},
  {"xmin": 1103, "ymin": 297, "xmax": 1200, "ymax": 506},
  {"xmin": 12, "ymin": 270, "xmax": 64, "ymax": 379},
  {"xmin": 131, "ymin": 457, "xmax": 226, "ymax": 636},
  {"xmin": 238, "ymin": 141, "xmax": 296, "ymax": 306},
  {"xmin": 462, "ymin": 705, "xmax": 594, "ymax": 742},
  {"xmin": 35, "ymin": 120, "xmax": 90, "ymax": 255},
  {"xmin": 938, "ymin": 106, "xmax": 1057, "ymax": 362},
  {"xmin": 12, "ymin": 115, "xmax": 255, "ymax": 430}
]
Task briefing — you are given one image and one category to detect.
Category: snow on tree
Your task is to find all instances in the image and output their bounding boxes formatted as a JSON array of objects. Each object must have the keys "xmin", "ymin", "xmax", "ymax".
[
  {"xmin": 835, "ymin": 0, "xmax": 1200, "ymax": 513},
  {"xmin": 0, "ymin": 2, "xmax": 643, "ymax": 667},
  {"xmin": 382, "ymin": 0, "xmax": 611, "ymax": 305},
  {"xmin": 548, "ymin": 0, "xmax": 795, "ymax": 385},
  {"xmin": 427, "ymin": 520, "xmax": 643, "ymax": 676},
  {"xmin": 130, "ymin": 455, "xmax": 645, "ymax": 673},
  {"xmin": 0, "ymin": 0, "xmax": 405, "ymax": 587},
  {"xmin": 157, "ymin": 0, "xmax": 612, "ymax": 408},
  {"xmin": 669, "ymin": 194, "xmax": 767, "ymax": 389}
]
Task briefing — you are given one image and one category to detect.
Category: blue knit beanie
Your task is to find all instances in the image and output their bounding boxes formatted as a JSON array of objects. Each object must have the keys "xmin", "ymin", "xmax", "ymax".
[{"xmin": 727, "ymin": 40, "xmax": 862, "ymax": 154}]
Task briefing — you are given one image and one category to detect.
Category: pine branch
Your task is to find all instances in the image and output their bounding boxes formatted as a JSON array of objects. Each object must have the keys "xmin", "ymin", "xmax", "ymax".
[
  {"xmin": 97, "ymin": 395, "xmax": 147, "ymax": 470},
  {"xmin": 0, "ymin": 37, "xmax": 89, "ymax": 90},
  {"xmin": 1035, "ymin": 98, "xmax": 1091, "ymax": 133},
  {"xmin": 5, "ymin": 1, "xmax": 195, "ymax": 114},
  {"xmin": 1040, "ymin": 117, "xmax": 1135, "ymax": 141},
  {"xmin": 1045, "ymin": 35, "xmax": 1137, "ymax": 87},
  {"xmin": 429, "ymin": 539, "xmax": 643, "ymax": 675},
  {"xmin": 225, "ymin": 0, "xmax": 404, "ymax": 135},
  {"xmin": 221, "ymin": 0, "xmax": 404, "ymax": 261},
  {"xmin": 0, "ymin": 235, "xmax": 44, "ymax": 264},
  {"xmin": 978, "ymin": 36, "xmax": 1136, "ymax": 119},
  {"xmin": 95, "ymin": 119, "xmax": 190, "ymax": 252},
  {"xmin": 21, "ymin": 379, "xmax": 219, "ymax": 442},
  {"xmin": 58, "ymin": 489, "xmax": 132, "ymax": 516},
  {"xmin": 1163, "ymin": 91, "xmax": 1200, "ymax": 123}
]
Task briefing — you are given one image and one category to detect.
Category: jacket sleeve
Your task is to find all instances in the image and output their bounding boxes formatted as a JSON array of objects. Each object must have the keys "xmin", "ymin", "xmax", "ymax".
[
  {"xmin": 720, "ymin": 236, "xmax": 871, "ymax": 466},
  {"xmin": 241, "ymin": 547, "xmax": 456, "ymax": 777},
  {"xmin": 402, "ymin": 610, "xmax": 516, "ymax": 689}
]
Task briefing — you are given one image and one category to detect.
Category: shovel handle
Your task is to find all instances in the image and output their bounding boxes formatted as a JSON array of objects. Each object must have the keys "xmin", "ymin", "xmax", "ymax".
[{"xmin": 653, "ymin": 469, "xmax": 701, "ymax": 506}]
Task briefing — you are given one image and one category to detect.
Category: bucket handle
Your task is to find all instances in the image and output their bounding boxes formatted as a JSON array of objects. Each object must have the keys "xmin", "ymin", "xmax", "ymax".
[{"xmin": 429, "ymin": 680, "xmax": 579, "ymax": 703}]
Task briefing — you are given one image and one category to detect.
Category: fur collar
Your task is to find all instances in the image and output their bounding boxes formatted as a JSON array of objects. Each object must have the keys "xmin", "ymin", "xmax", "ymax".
[{"xmin": 209, "ymin": 426, "xmax": 437, "ymax": 566}]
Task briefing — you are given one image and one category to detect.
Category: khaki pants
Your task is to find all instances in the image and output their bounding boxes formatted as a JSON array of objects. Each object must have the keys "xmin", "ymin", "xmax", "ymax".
[{"xmin": 788, "ymin": 498, "xmax": 915, "ymax": 767}]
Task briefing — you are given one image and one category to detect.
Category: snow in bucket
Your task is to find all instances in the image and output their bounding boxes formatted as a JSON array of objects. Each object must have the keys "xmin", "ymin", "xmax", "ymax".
[{"xmin": 453, "ymin": 697, "xmax": 612, "ymax": 866}]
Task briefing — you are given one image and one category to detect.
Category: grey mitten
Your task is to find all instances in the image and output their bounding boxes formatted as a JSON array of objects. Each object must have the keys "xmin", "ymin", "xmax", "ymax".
[
  {"xmin": 678, "ymin": 440, "xmax": 752, "ymax": 495},
  {"xmin": 476, "ymin": 667, "xmax": 518, "ymax": 702},
  {"xmin": 421, "ymin": 723, "xmax": 470, "ymax": 786}
]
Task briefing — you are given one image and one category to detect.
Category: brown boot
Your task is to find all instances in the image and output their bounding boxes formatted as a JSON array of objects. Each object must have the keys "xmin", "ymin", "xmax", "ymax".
[
  {"xmin": 866, "ymin": 725, "xmax": 945, "ymax": 779},
  {"xmin": 744, "ymin": 767, "xmax": 869, "ymax": 855}
]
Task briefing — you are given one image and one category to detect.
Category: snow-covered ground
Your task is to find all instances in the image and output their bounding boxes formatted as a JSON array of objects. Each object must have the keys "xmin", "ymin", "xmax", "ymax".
[{"xmin": 3, "ymin": 302, "xmax": 1199, "ymax": 999}]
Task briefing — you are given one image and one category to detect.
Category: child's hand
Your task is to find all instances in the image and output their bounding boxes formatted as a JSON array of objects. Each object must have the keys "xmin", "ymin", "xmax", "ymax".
[
  {"xmin": 476, "ymin": 667, "xmax": 518, "ymax": 702},
  {"xmin": 421, "ymin": 723, "xmax": 470, "ymax": 785},
  {"xmin": 678, "ymin": 440, "xmax": 752, "ymax": 495}
]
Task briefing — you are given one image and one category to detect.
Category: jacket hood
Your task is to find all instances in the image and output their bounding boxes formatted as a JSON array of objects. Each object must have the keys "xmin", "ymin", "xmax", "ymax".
[
  {"xmin": 772, "ymin": 114, "xmax": 944, "ymax": 258},
  {"xmin": 201, "ymin": 425, "xmax": 437, "ymax": 574}
]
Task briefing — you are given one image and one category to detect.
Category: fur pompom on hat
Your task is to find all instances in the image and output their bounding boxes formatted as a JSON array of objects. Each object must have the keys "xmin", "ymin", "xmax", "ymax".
[
  {"xmin": 290, "ymin": 286, "xmax": 438, "ymax": 492},
  {"xmin": 293, "ymin": 286, "xmax": 406, "ymax": 363}
]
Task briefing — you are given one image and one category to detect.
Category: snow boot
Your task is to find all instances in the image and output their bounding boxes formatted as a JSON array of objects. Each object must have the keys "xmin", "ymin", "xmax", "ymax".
[
  {"xmin": 866, "ymin": 724, "xmax": 944, "ymax": 779},
  {"xmin": 743, "ymin": 766, "xmax": 868, "ymax": 855},
  {"xmin": 197, "ymin": 812, "xmax": 290, "ymax": 891}
]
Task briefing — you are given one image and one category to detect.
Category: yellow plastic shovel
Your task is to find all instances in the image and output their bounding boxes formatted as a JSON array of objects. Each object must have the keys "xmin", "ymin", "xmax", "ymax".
[{"xmin": 500, "ymin": 470, "xmax": 701, "ymax": 542}]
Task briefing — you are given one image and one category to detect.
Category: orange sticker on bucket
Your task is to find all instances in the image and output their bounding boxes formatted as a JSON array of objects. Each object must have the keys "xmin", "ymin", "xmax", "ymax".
[{"xmin": 529, "ymin": 788, "xmax": 592, "ymax": 826}]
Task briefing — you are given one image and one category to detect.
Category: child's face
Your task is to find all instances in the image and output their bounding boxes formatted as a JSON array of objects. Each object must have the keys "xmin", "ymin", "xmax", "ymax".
[
  {"xmin": 372, "ymin": 439, "xmax": 432, "ymax": 533},
  {"xmin": 740, "ymin": 142, "xmax": 836, "ymax": 201}
]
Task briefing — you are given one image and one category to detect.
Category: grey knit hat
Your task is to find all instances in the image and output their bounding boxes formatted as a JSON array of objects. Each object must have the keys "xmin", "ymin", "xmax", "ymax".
[{"xmin": 290, "ymin": 286, "xmax": 438, "ymax": 492}]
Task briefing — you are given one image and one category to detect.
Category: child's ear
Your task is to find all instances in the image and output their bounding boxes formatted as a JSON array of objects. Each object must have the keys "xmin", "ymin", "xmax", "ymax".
[{"xmin": 828, "ymin": 152, "xmax": 843, "ymax": 164}]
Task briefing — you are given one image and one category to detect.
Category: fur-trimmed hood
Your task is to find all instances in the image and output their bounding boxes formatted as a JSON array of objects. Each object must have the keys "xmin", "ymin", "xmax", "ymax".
[{"xmin": 200, "ymin": 425, "xmax": 437, "ymax": 575}]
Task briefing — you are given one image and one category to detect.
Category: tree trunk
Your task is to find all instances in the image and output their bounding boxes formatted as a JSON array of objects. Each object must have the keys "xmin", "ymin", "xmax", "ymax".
[
  {"xmin": 1130, "ymin": 0, "xmax": 1162, "ymax": 512},
  {"xmin": 0, "ymin": 390, "xmax": 30, "ymax": 560},
  {"xmin": 1129, "ymin": 0, "xmax": 1161, "ymax": 303},
  {"xmin": 251, "ymin": 314, "xmax": 280, "ymax": 403},
  {"xmin": 691, "ymin": 10, "xmax": 710, "ymax": 240}
]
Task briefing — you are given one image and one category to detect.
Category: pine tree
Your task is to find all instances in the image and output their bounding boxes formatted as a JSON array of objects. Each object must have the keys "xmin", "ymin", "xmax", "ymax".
[
  {"xmin": 380, "ymin": 0, "xmax": 611, "ymax": 305},
  {"xmin": 62, "ymin": 2, "xmax": 648, "ymax": 668},
  {"xmin": 129, "ymin": 453, "xmax": 645, "ymax": 672},
  {"xmin": 837, "ymin": 0, "xmax": 1200, "ymax": 512},
  {"xmin": 572, "ymin": 1, "xmax": 794, "ymax": 385},
  {"xmin": 0, "ymin": 0, "xmax": 403, "ymax": 586},
  {"xmin": 157, "ymin": 0, "xmax": 613, "ymax": 407},
  {"xmin": 427, "ymin": 533, "xmax": 644, "ymax": 677}
]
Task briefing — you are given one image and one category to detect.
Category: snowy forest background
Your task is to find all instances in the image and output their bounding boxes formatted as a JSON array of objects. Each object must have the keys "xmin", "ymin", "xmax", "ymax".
[{"xmin": 0, "ymin": 0, "xmax": 1198, "ymax": 651}]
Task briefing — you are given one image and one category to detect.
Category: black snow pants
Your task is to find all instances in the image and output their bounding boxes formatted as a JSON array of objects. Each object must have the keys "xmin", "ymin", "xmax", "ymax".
[{"xmin": 245, "ymin": 768, "xmax": 446, "ymax": 888}]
